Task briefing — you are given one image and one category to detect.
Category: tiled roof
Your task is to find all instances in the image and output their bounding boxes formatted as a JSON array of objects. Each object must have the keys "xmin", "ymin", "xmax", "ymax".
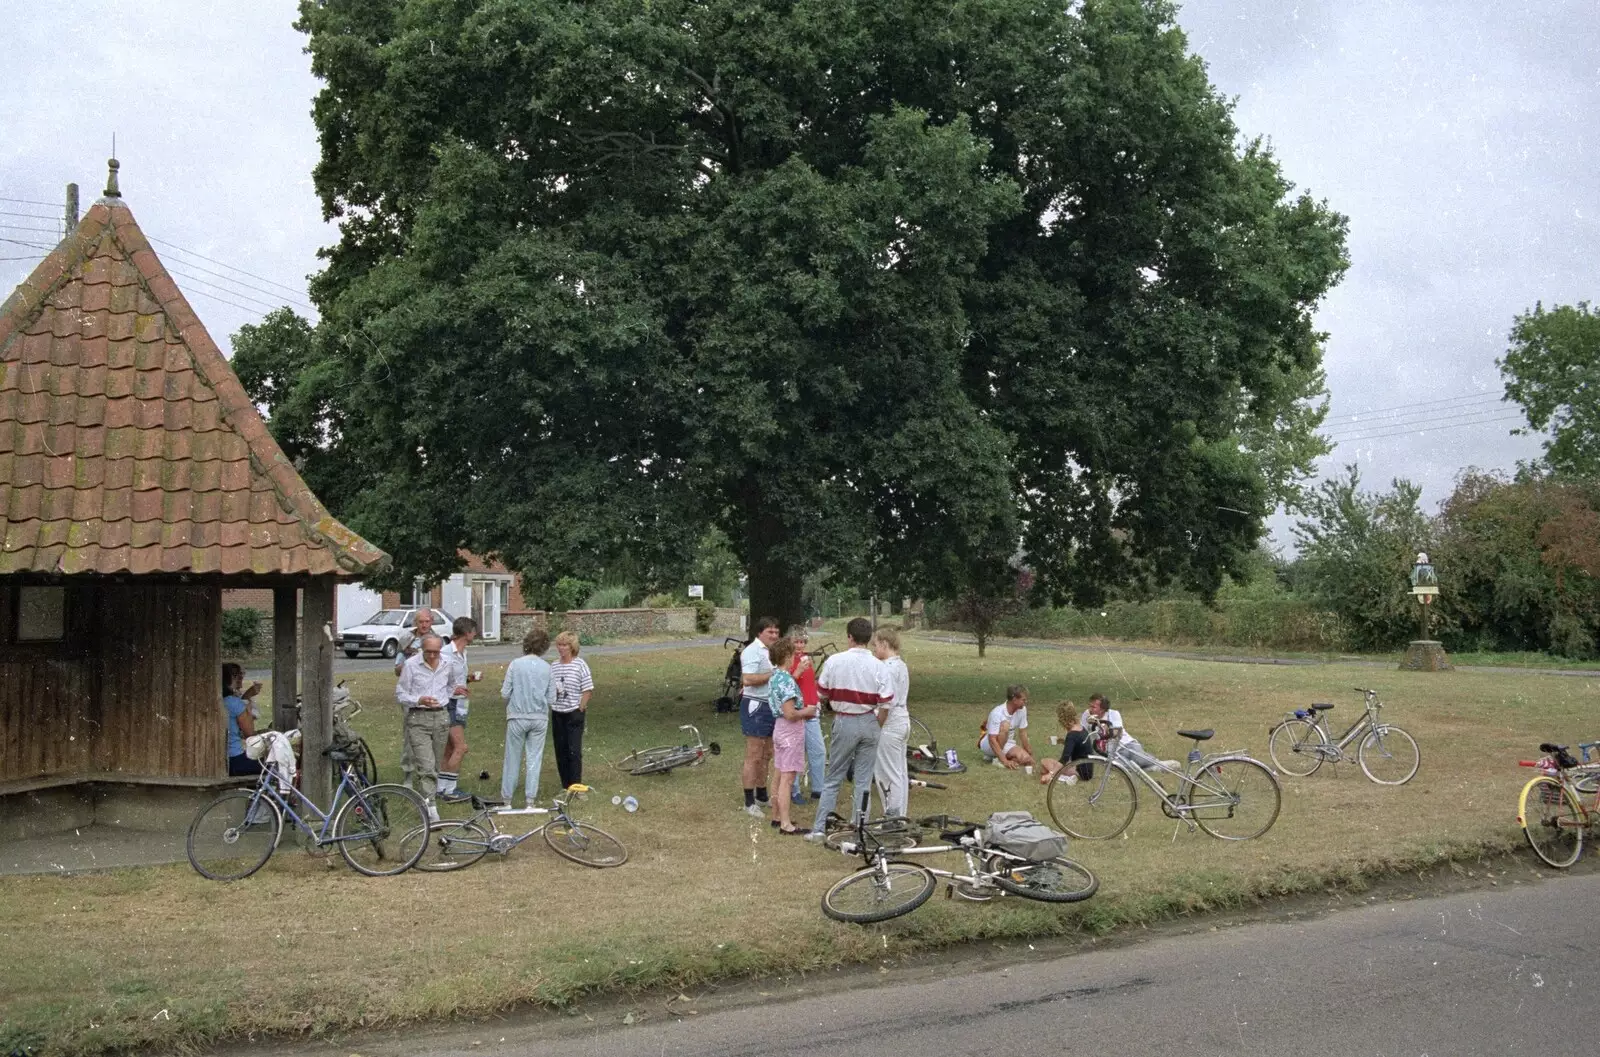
[{"xmin": 0, "ymin": 185, "xmax": 388, "ymax": 578}]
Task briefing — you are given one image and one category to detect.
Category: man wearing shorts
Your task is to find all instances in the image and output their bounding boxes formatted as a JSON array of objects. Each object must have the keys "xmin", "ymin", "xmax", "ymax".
[
  {"xmin": 436, "ymin": 615, "xmax": 478, "ymax": 802},
  {"xmin": 739, "ymin": 617, "xmax": 781, "ymax": 816},
  {"xmin": 979, "ymin": 684, "xmax": 1034, "ymax": 769}
]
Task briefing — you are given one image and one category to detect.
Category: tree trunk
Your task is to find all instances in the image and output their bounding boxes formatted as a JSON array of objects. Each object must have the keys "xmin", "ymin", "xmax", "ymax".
[
  {"xmin": 742, "ymin": 498, "xmax": 806, "ymax": 634},
  {"xmin": 976, "ymin": 628, "xmax": 988, "ymax": 658}
]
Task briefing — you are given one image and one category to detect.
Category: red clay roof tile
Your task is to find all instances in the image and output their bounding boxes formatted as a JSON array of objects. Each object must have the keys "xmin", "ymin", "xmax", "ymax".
[{"xmin": 0, "ymin": 196, "xmax": 388, "ymax": 578}]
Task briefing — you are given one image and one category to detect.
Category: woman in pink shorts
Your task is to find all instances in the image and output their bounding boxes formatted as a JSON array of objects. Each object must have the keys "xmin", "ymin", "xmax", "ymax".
[{"xmin": 766, "ymin": 638, "xmax": 815, "ymax": 835}]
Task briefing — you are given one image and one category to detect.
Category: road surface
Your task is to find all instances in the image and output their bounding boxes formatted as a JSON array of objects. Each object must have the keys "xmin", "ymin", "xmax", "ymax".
[
  {"xmin": 248, "ymin": 635, "xmax": 731, "ymax": 679},
  {"xmin": 301, "ymin": 870, "xmax": 1600, "ymax": 1057}
]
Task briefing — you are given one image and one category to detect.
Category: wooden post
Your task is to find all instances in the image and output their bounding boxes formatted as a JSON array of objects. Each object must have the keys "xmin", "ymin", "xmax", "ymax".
[
  {"xmin": 299, "ymin": 576, "xmax": 336, "ymax": 798},
  {"xmin": 272, "ymin": 586, "xmax": 299, "ymax": 732}
]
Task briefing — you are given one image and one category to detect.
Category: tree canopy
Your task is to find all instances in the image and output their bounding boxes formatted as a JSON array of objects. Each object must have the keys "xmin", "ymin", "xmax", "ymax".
[
  {"xmin": 1501, "ymin": 301, "xmax": 1600, "ymax": 478},
  {"xmin": 240, "ymin": 0, "xmax": 1348, "ymax": 624}
]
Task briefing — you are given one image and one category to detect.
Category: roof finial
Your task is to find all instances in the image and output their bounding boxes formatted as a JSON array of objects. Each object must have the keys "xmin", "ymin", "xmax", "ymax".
[{"xmin": 104, "ymin": 156, "xmax": 121, "ymax": 198}]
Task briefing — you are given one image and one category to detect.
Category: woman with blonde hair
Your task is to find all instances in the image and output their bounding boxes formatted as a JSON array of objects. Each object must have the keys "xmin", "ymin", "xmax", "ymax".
[
  {"xmin": 784, "ymin": 624, "xmax": 825, "ymax": 804},
  {"xmin": 870, "ymin": 626, "xmax": 911, "ymax": 816},
  {"xmin": 549, "ymin": 630, "xmax": 594, "ymax": 789}
]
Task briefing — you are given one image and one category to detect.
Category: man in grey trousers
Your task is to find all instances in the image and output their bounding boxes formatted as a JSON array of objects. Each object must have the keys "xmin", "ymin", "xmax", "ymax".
[{"xmin": 807, "ymin": 617, "xmax": 895, "ymax": 841}]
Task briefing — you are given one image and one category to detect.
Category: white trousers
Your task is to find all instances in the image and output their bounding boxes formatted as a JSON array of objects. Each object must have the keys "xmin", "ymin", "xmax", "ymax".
[{"xmin": 874, "ymin": 710, "xmax": 911, "ymax": 817}]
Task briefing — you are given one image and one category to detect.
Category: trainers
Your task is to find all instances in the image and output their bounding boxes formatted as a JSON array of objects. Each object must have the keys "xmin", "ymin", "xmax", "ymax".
[
  {"xmin": 437, "ymin": 790, "xmax": 473, "ymax": 804},
  {"xmin": 1060, "ymin": 773, "xmax": 1079, "ymax": 785},
  {"xmin": 804, "ymin": 829, "xmax": 828, "ymax": 843},
  {"xmin": 744, "ymin": 803, "xmax": 765, "ymax": 818}
]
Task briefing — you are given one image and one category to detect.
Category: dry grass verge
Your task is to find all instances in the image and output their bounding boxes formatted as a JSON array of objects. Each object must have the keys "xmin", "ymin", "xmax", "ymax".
[{"xmin": 2, "ymin": 636, "xmax": 1595, "ymax": 1055}]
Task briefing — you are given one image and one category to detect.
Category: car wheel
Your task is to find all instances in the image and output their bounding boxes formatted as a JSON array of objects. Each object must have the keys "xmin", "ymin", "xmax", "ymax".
[
  {"xmin": 344, "ymin": 650, "xmax": 359, "ymax": 659},
  {"xmin": 381, "ymin": 639, "xmax": 399, "ymax": 659}
]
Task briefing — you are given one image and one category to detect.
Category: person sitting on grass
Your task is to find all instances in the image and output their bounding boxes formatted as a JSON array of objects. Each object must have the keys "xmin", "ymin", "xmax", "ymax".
[
  {"xmin": 766, "ymin": 637, "xmax": 816, "ymax": 835},
  {"xmin": 1041, "ymin": 693, "xmax": 1165, "ymax": 784},
  {"xmin": 978, "ymin": 684, "xmax": 1034, "ymax": 770}
]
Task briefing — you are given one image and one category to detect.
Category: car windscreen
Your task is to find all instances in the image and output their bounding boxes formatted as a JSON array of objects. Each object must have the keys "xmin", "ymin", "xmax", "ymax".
[{"xmin": 360, "ymin": 611, "xmax": 406, "ymax": 626}]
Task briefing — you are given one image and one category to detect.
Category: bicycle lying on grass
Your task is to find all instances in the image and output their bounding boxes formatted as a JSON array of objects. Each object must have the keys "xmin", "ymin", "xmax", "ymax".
[
  {"xmin": 1267, "ymin": 687, "xmax": 1420, "ymax": 785},
  {"xmin": 905, "ymin": 716, "xmax": 968, "ymax": 777},
  {"xmin": 1517, "ymin": 740, "xmax": 1600, "ymax": 868},
  {"xmin": 186, "ymin": 733, "xmax": 427, "ymax": 880},
  {"xmin": 414, "ymin": 784, "xmax": 628, "ymax": 871},
  {"xmin": 612, "ymin": 724, "xmax": 721, "ymax": 776},
  {"xmin": 1045, "ymin": 727, "xmax": 1281, "ymax": 841},
  {"xmin": 820, "ymin": 812, "xmax": 1098, "ymax": 923}
]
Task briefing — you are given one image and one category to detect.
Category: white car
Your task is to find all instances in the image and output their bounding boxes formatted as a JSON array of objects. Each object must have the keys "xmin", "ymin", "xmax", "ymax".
[{"xmin": 335, "ymin": 607, "xmax": 453, "ymax": 659}]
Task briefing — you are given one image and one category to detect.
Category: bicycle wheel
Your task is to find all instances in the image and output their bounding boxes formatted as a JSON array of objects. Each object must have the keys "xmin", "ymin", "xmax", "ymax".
[
  {"xmin": 1357, "ymin": 725, "xmax": 1420, "ymax": 785},
  {"xmin": 1045, "ymin": 759, "xmax": 1137, "ymax": 840},
  {"xmin": 1268, "ymin": 719, "xmax": 1327, "ymax": 777},
  {"xmin": 1520, "ymin": 776, "xmax": 1584, "ymax": 868},
  {"xmin": 821, "ymin": 862, "xmax": 937, "ymax": 923},
  {"xmin": 187, "ymin": 789, "xmax": 283, "ymax": 881},
  {"xmin": 333, "ymin": 784, "xmax": 429, "ymax": 876},
  {"xmin": 907, "ymin": 752, "xmax": 967, "ymax": 776},
  {"xmin": 544, "ymin": 819, "xmax": 629, "ymax": 867},
  {"xmin": 412, "ymin": 819, "xmax": 491, "ymax": 872},
  {"xmin": 907, "ymin": 717, "xmax": 934, "ymax": 751},
  {"xmin": 356, "ymin": 737, "xmax": 380, "ymax": 786},
  {"xmin": 1190, "ymin": 758, "xmax": 1282, "ymax": 840},
  {"xmin": 990, "ymin": 855, "xmax": 1100, "ymax": 903},
  {"xmin": 613, "ymin": 746, "xmax": 675, "ymax": 772}
]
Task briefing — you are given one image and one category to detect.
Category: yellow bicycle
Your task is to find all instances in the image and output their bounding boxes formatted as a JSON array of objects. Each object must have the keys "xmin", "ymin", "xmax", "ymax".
[{"xmin": 1516, "ymin": 741, "xmax": 1600, "ymax": 868}]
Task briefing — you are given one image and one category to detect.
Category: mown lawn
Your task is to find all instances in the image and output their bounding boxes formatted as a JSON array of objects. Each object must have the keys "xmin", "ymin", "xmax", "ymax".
[{"xmin": 2, "ymin": 633, "xmax": 1596, "ymax": 1055}]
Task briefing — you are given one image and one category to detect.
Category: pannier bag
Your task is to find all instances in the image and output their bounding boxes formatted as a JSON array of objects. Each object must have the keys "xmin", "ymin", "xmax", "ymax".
[{"xmin": 984, "ymin": 811, "xmax": 1067, "ymax": 862}]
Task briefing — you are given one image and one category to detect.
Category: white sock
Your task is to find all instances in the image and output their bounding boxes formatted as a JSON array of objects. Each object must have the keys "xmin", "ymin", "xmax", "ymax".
[{"xmin": 437, "ymin": 772, "xmax": 458, "ymax": 793}]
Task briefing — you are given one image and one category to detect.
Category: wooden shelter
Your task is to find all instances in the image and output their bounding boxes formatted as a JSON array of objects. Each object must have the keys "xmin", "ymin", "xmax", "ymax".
[{"xmin": 0, "ymin": 161, "xmax": 387, "ymax": 819}]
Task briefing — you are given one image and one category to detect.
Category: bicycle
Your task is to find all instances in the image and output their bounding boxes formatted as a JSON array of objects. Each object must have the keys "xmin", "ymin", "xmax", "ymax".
[
  {"xmin": 186, "ymin": 732, "xmax": 428, "ymax": 880},
  {"xmin": 1267, "ymin": 687, "xmax": 1421, "ymax": 785},
  {"xmin": 820, "ymin": 812, "xmax": 1098, "ymax": 923},
  {"xmin": 904, "ymin": 716, "xmax": 968, "ymax": 776},
  {"xmin": 329, "ymin": 683, "xmax": 379, "ymax": 786},
  {"xmin": 612, "ymin": 724, "xmax": 722, "ymax": 775},
  {"xmin": 1044, "ymin": 727, "xmax": 1281, "ymax": 841},
  {"xmin": 413, "ymin": 783, "xmax": 629, "ymax": 871},
  {"xmin": 1516, "ymin": 741, "xmax": 1600, "ymax": 868}
]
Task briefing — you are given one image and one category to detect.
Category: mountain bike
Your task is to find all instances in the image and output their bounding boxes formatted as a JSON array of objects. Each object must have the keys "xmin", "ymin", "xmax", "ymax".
[
  {"xmin": 820, "ymin": 813, "xmax": 1098, "ymax": 923},
  {"xmin": 1516, "ymin": 741, "xmax": 1600, "ymax": 868},
  {"xmin": 1044, "ymin": 727, "xmax": 1281, "ymax": 841},
  {"xmin": 186, "ymin": 733, "xmax": 428, "ymax": 880},
  {"xmin": 413, "ymin": 784, "xmax": 628, "ymax": 870},
  {"xmin": 612, "ymin": 724, "xmax": 722, "ymax": 775},
  {"xmin": 1267, "ymin": 687, "xmax": 1420, "ymax": 785}
]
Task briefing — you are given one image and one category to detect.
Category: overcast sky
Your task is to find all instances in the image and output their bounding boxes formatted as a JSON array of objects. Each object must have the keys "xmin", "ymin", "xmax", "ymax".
[{"xmin": 2, "ymin": 0, "xmax": 1593, "ymax": 545}]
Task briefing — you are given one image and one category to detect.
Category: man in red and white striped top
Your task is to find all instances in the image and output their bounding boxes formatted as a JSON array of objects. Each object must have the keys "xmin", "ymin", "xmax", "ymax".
[{"xmin": 807, "ymin": 617, "xmax": 894, "ymax": 839}]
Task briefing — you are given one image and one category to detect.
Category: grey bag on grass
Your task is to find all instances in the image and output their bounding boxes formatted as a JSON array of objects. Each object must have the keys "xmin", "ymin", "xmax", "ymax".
[{"xmin": 984, "ymin": 811, "xmax": 1067, "ymax": 862}]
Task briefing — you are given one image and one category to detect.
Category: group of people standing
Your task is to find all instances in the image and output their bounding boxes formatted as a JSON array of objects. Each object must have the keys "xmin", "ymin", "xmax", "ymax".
[
  {"xmin": 394, "ymin": 608, "xmax": 595, "ymax": 814},
  {"xmin": 736, "ymin": 616, "xmax": 909, "ymax": 839}
]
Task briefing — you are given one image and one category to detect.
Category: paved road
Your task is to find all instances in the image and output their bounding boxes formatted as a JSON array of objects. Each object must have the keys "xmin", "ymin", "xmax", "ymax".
[{"xmin": 356, "ymin": 872, "xmax": 1600, "ymax": 1057}]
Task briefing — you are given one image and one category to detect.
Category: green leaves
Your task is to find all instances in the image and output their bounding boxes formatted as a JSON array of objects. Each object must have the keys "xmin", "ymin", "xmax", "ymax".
[
  {"xmin": 269, "ymin": 0, "xmax": 1349, "ymax": 617},
  {"xmin": 1502, "ymin": 301, "xmax": 1600, "ymax": 478}
]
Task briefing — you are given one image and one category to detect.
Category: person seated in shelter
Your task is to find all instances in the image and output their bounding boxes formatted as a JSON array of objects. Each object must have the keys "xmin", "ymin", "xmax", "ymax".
[
  {"xmin": 977, "ymin": 684, "xmax": 1034, "ymax": 770},
  {"xmin": 222, "ymin": 662, "xmax": 264, "ymax": 777}
]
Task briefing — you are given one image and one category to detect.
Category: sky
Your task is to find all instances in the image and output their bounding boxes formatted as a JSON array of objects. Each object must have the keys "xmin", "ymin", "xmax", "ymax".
[{"xmin": 2, "ymin": 0, "xmax": 1594, "ymax": 547}]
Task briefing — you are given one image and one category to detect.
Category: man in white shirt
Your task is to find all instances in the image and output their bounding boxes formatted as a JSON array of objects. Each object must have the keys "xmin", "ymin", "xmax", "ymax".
[
  {"xmin": 738, "ymin": 618, "xmax": 781, "ymax": 815},
  {"xmin": 436, "ymin": 616, "xmax": 479, "ymax": 801},
  {"xmin": 807, "ymin": 617, "xmax": 894, "ymax": 840},
  {"xmin": 978, "ymin": 684, "xmax": 1034, "ymax": 769},
  {"xmin": 392, "ymin": 607, "xmax": 437, "ymax": 790},
  {"xmin": 396, "ymin": 635, "xmax": 455, "ymax": 812}
]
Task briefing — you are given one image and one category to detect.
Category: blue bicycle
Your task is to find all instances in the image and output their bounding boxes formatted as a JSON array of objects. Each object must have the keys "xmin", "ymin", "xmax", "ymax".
[{"xmin": 186, "ymin": 734, "xmax": 428, "ymax": 880}]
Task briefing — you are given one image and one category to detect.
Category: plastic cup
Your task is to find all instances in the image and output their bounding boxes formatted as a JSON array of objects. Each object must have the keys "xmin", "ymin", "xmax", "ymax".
[{"xmin": 622, "ymin": 796, "xmax": 639, "ymax": 813}]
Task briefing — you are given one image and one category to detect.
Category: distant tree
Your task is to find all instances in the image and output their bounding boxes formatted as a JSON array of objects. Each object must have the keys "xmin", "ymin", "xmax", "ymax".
[
  {"xmin": 944, "ymin": 561, "xmax": 1026, "ymax": 658},
  {"xmin": 1291, "ymin": 465, "xmax": 1435, "ymax": 651},
  {"xmin": 1501, "ymin": 301, "xmax": 1600, "ymax": 477}
]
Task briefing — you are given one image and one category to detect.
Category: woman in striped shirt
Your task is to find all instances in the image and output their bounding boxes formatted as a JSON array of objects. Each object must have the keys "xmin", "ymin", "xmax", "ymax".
[{"xmin": 550, "ymin": 631, "xmax": 594, "ymax": 789}]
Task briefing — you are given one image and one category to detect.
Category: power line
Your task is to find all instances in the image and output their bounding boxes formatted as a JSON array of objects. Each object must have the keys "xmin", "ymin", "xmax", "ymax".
[
  {"xmin": 0, "ymin": 222, "xmax": 63, "ymax": 235},
  {"xmin": 0, "ymin": 254, "xmax": 45, "ymax": 262},
  {"xmin": 1330, "ymin": 413, "xmax": 1526, "ymax": 445},
  {"xmin": 1323, "ymin": 402, "xmax": 1514, "ymax": 439},
  {"xmin": 165, "ymin": 266, "xmax": 291, "ymax": 314},
  {"xmin": 177, "ymin": 284, "xmax": 269, "ymax": 319},
  {"xmin": 1325, "ymin": 392, "xmax": 1503, "ymax": 425},
  {"xmin": 158, "ymin": 253, "xmax": 315, "ymax": 313},
  {"xmin": 0, "ymin": 236, "xmax": 53, "ymax": 250},
  {"xmin": 0, "ymin": 195, "xmax": 62, "ymax": 208},
  {"xmin": 148, "ymin": 235, "xmax": 311, "ymax": 301},
  {"xmin": 0, "ymin": 208, "xmax": 60, "ymax": 222},
  {"xmin": 1328, "ymin": 407, "xmax": 1522, "ymax": 440}
]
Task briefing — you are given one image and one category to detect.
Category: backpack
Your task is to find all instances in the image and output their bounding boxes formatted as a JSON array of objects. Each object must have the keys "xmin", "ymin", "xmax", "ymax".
[{"xmin": 984, "ymin": 811, "xmax": 1067, "ymax": 862}]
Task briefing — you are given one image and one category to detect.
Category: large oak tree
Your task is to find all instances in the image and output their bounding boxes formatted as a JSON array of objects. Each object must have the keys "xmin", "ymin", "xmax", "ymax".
[{"xmin": 238, "ymin": 0, "xmax": 1348, "ymax": 626}]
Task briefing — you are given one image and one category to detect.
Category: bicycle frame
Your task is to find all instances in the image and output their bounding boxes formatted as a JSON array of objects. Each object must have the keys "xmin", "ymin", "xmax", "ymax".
[
  {"xmin": 1306, "ymin": 694, "xmax": 1383, "ymax": 758},
  {"xmin": 246, "ymin": 762, "xmax": 378, "ymax": 848},
  {"xmin": 436, "ymin": 792, "xmax": 584, "ymax": 856}
]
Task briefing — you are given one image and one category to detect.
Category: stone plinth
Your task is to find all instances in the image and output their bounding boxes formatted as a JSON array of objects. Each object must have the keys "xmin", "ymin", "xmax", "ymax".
[{"xmin": 1399, "ymin": 640, "xmax": 1452, "ymax": 671}]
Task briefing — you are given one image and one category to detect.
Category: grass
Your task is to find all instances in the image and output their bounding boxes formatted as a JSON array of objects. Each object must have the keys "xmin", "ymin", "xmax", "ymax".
[{"xmin": 4, "ymin": 633, "xmax": 1600, "ymax": 1055}]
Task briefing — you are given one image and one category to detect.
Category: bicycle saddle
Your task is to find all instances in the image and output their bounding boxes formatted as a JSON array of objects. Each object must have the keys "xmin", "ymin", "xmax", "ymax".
[
  {"xmin": 1539, "ymin": 743, "xmax": 1569, "ymax": 755},
  {"xmin": 1310, "ymin": 703, "xmax": 1335, "ymax": 711},
  {"xmin": 1177, "ymin": 729, "xmax": 1214, "ymax": 741}
]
